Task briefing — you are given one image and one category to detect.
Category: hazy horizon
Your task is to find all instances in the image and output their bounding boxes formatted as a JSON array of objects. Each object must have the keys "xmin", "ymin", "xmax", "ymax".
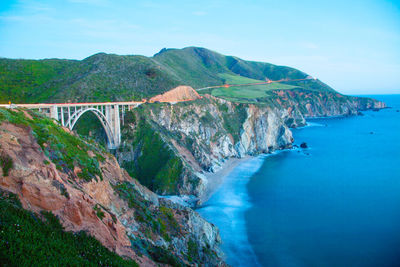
[{"xmin": 1, "ymin": 0, "xmax": 399, "ymax": 95}]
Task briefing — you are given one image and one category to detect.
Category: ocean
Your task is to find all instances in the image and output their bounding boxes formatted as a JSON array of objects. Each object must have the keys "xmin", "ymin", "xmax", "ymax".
[{"xmin": 197, "ymin": 95, "xmax": 400, "ymax": 267}]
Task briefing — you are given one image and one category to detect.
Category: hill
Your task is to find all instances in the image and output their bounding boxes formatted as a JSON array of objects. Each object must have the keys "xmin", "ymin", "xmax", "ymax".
[{"xmin": 0, "ymin": 47, "xmax": 335, "ymax": 104}]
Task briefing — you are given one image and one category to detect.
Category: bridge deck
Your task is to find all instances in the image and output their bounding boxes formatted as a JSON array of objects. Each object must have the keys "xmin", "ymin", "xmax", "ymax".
[{"xmin": 0, "ymin": 101, "xmax": 144, "ymax": 108}]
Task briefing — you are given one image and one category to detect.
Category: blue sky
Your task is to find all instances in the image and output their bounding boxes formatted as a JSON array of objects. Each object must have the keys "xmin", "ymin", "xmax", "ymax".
[{"xmin": 0, "ymin": 0, "xmax": 399, "ymax": 94}]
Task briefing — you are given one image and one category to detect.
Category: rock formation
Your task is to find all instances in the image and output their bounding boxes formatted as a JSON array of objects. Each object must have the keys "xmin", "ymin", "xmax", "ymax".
[
  {"xmin": 149, "ymin": 85, "xmax": 201, "ymax": 103},
  {"xmin": 117, "ymin": 89, "xmax": 385, "ymax": 203}
]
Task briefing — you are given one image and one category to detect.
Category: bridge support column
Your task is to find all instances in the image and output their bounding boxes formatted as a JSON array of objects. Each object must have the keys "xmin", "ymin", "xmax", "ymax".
[
  {"xmin": 104, "ymin": 104, "xmax": 121, "ymax": 149},
  {"xmin": 50, "ymin": 105, "xmax": 58, "ymax": 120},
  {"xmin": 113, "ymin": 104, "xmax": 121, "ymax": 148},
  {"xmin": 60, "ymin": 107, "xmax": 65, "ymax": 126}
]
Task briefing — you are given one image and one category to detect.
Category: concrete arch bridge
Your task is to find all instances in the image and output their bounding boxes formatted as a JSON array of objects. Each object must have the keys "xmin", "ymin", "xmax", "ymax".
[{"xmin": 0, "ymin": 101, "xmax": 143, "ymax": 149}]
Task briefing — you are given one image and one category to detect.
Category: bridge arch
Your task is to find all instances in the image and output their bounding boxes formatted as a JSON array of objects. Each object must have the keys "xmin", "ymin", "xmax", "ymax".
[
  {"xmin": 4, "ymin": 101, "xmax": 144, "ymax": 149},
  {"xmin": 66, "ymin": 107, "xmax": 117, "ymax": 149}
]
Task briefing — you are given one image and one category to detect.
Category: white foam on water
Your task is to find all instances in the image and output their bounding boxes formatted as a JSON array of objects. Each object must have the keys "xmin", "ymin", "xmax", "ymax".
[
  {"xmin": 306, "ymin": 121, "xmax": 325, "ymax": 127},
  {"xmin": 197, "ymin": 154, "xmax": 269, "ymax": 267}
]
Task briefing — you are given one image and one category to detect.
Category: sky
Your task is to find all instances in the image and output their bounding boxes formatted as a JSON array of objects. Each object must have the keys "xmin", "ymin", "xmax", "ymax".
[{"xmin": 0, "ymin": 0, "xmax": 399, "ymax": 94}]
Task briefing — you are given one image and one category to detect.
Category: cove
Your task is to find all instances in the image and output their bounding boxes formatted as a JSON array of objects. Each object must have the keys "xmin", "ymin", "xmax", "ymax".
[{"xmin": 200, "ymin": 95, "xmax": 400, "ymax": 266}]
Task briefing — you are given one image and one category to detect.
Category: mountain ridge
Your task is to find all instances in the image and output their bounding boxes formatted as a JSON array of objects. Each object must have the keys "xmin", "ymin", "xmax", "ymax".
[{"xmin": 0, "ymin": 46, "xmax": 335, "ymax": 104}]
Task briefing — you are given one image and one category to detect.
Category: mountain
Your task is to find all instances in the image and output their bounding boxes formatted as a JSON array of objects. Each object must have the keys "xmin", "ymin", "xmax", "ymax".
[{"xmin": 0, "ymin": 47, "xmax": 334, "ymax": 104}]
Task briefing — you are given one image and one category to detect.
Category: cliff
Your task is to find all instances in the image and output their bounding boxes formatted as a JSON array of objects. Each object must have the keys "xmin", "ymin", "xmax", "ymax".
[
  {"xmin": 116, "ymin": 90, "xmax": 385, "ymax": 203},
  {"xmin": 0, "ymin": 108, "xmax": 224, "ymax": 266},
  {"xmin": 117, "ymin": 95, "xmax": 293, "ymax": 200},
  {"xmin": 269, "ymin": 89, "xmax": 386, "ymax": 118}
]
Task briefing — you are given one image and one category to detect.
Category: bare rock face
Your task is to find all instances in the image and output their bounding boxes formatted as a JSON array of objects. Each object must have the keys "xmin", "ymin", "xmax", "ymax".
[
  {"xmin": 0, "ymin": 112, "xmax": 224, "ymax": 266},
  {"xmin": 118, "ymin": 95, "xmax": 295, "ymax": 200},
  {"xmin": 117, "ymin": 90, "xmax": 385, "ymax": 202},
  {"xmin": 271, "ymin": 89, "xmax": 386, "ymax": 118},
  {"xmin": 149, "ymin": 85, "xmax": 201, "ymax": 102}
]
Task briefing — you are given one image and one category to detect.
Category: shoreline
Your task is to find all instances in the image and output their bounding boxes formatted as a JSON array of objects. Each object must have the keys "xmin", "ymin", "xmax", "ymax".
[
  {"xmin": 198, "ymin": 156, "xmax": 253, "ymax": 205},
  {"xmin": 196, "ymin": 154, "xmax": 269, "ymax": 266}
]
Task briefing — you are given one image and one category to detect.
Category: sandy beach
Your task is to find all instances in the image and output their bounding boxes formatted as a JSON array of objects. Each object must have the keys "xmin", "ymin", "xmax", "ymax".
[{"xmin": 199, "ymin": 156, "xmax": 253, "ymax": 204}]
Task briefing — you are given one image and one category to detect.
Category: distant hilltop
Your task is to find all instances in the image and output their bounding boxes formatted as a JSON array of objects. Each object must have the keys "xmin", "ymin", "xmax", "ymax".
[{"xmin": 0, "ymin": 46, "xmax": 334, "ymax": 104}]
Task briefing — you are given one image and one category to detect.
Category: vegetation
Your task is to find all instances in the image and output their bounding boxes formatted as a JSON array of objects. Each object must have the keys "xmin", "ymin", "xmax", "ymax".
[
  {"xmin": 187, "ymin": 238, "xmax": 199, "ymax": 263},
  {"xmin": 217, "ymin": 73, "xmax": 263, "ymax": 84},
  {"xmin": 130, "ymin": 238, "xmax": 185, "ymax": 267},
  {"xmin": 74, "ymin": 111, "xmax": 108, "ymax": 147},
  {"xmin": 0, "ymin": 190, "xmax": 138, "ymax": 266},
  {"xmin": 0, "ymin": 108, "xmax": 105, "ymax": 182},
  {"xmin": 222, "ymin": 104, "xmax": 248, "ymax": 142},
  {"xmin": 113, "ymin": 182, "xmax": 184, "ymax": 265},
  {"xmin": 93, "ymin": 204, "xmax": 105, "ymax": 220},
  {"xmin": 0, "ymin": 47, "xmax": 335, "ymax": 104},
  {"xmin": 211, "ymin": 83, "xmax": 300, "ymax": 102},
  {"xmin": 0, "ymin": 153, "xmax": 13, "ymax": 176},
  {"xmin": 120, "ymin": 108, "xmax": 183, "ymax": 194}
]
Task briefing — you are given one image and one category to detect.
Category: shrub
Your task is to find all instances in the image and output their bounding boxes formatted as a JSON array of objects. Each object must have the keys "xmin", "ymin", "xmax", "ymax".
[
  {"xmin": 0, "ymin": 153, "xmax": 13, "ymax": 176},
  {"xmin": 0, "ymin": 190, "xmax": 138, "ymax": 266},
  {"xmin": 0, "ymin": 108, "xmax": 105, "ymax": 182}
]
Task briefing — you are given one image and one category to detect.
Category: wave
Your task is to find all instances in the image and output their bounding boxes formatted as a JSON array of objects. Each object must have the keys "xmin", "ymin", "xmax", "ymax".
[{"xmin": 197, "ymin": 155, "xmax": 269, "ymax": 266}]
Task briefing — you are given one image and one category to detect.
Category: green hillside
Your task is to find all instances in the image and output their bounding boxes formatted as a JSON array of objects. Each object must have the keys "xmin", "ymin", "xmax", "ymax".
[{"xmin": 0, "ymin": 47, "xmax": 336, "ymax": 104}]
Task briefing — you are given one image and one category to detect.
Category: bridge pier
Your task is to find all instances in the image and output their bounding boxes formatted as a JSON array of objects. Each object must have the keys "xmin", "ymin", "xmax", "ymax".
[
  {"xmin": 50, "ymin": 105, "xmax": 58, "ymax": 120},
  {"xmin": 104, "ymin": 104, "xmax": 121, "ymax": 149}
]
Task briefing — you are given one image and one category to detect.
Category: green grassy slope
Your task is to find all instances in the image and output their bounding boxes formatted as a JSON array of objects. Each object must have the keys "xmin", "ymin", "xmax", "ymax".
[
  {"xmin": 0, "ymin": 54, "xmax": 183, "ymax": 103},
  {"xmin": 0, "ymin": 58, "xmax": 81, "ymax": 103},
  {"xmin": 154, "ymin": 47, "xmax": 335, "ymax": 91},
  {"xmin": 0, "ymin": 47, "xmax": 337, "ymax": 104},
  {"xmin": 0, "ymin": 190, "xmax": 138, "ymax": 266},
  {"xmin": 211, "ymin": 83, "xmax": 300, "ymax": 102}
]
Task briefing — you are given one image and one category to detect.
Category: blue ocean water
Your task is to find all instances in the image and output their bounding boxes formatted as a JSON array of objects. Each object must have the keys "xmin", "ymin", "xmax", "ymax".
[{"xmin": 198, "ymin": 95, "xmax": 400, "ymax": 267}]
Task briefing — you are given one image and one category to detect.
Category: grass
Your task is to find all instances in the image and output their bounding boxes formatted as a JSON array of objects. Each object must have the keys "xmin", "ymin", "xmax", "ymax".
[
  {"xmin": 74, "ymin": 111, "xmax": 108, "ymax": 147},
  {"xmin": 0, "ymin": 47, "xmax": 335, "ymax": 104},
  {"xmin": 221, "ymin": 103, "xmax": 248, "ymax": 143},
  {"xmin": 0, "ymin": 108, "xmax": 105, "ymax": 183},
  {"xmin": 210, "ymin": 82, "xmax": 299, "ymax": 103},
  {"xmin": 0, "ymin": 190, "xmax": 138, "ymax": 266},
  {"xmin": 93, "ymin": 204, "xmax": 105, "ymax": 220},
  {"xmin": 120, "ymin": 108, "xmax": 182, "ymax": 194},
  {"xmin": 0, "ymin": 153, "xmax": 13, "ymax": 176},
  {"xmin": 112, "ymin": 182, "xmax": 185, "ymax": 265},
  {"xmin": 217, "ymin": 73, "xmax": 264, "ymax": 84},
  {"xmin": 197, "ymin": 72, "xmax": 303, "ymax": 103}
]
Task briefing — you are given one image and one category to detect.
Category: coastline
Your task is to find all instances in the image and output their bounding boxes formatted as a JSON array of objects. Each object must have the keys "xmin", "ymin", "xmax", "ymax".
[
  {"xmin": 199, "ymin": 156, "xmax": 253, "ymax": 205},
  {"xmin": 196, "ymin": 154, "xmax": 270, "ymax": 266}
]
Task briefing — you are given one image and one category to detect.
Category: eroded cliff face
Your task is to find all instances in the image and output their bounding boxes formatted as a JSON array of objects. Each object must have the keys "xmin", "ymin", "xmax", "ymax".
[
  {"xmin": 117, "ymin": 90, "xmax": 385, "ymax": 202},
  {"xmin": 0, "ymin": 109, "xmax": 224, "ymax": 266},
  {"xmin": 270, "ymin": 89, "xmax": 386, "ymax": 119},
  {"xmin": 117, "ymin": 95, "xmax": 295, "ymax": 200}
]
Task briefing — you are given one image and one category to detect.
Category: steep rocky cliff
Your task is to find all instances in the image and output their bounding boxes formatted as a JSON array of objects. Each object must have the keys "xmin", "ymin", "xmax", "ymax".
[
  {"xmin": 269, "ymin": 89, "xmax": 386, "ymax": 119},
  {"xmin": 117, "ymin": 95, "xmax": 294, "ymax": 200},
  {"xmin": 0, "ymin": 108, "xmax": 224, "ymax": 266},
  {"xmin": 117, "ymin": 90, "xmax": 385, "ymax": 203}
]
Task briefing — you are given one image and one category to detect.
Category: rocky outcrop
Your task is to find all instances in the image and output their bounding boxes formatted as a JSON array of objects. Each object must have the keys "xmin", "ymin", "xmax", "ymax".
[
  {"xmin": 270, "ymin": 89, "xmax": 386, "ymax": 119},
  {"xmin": 0, "ymin": 109, "xmax": 224, "ymax": 266},
  {"xmin": 117, "ymin": 90, "xmax": 385, "ymax": 203},
  {"xmin": 118, "ymin": 95, "xmax": 295, "ymax": 200},
  {"xmin": 149, "ymin": 85, "xmax": 201, "ymax": 102}
]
